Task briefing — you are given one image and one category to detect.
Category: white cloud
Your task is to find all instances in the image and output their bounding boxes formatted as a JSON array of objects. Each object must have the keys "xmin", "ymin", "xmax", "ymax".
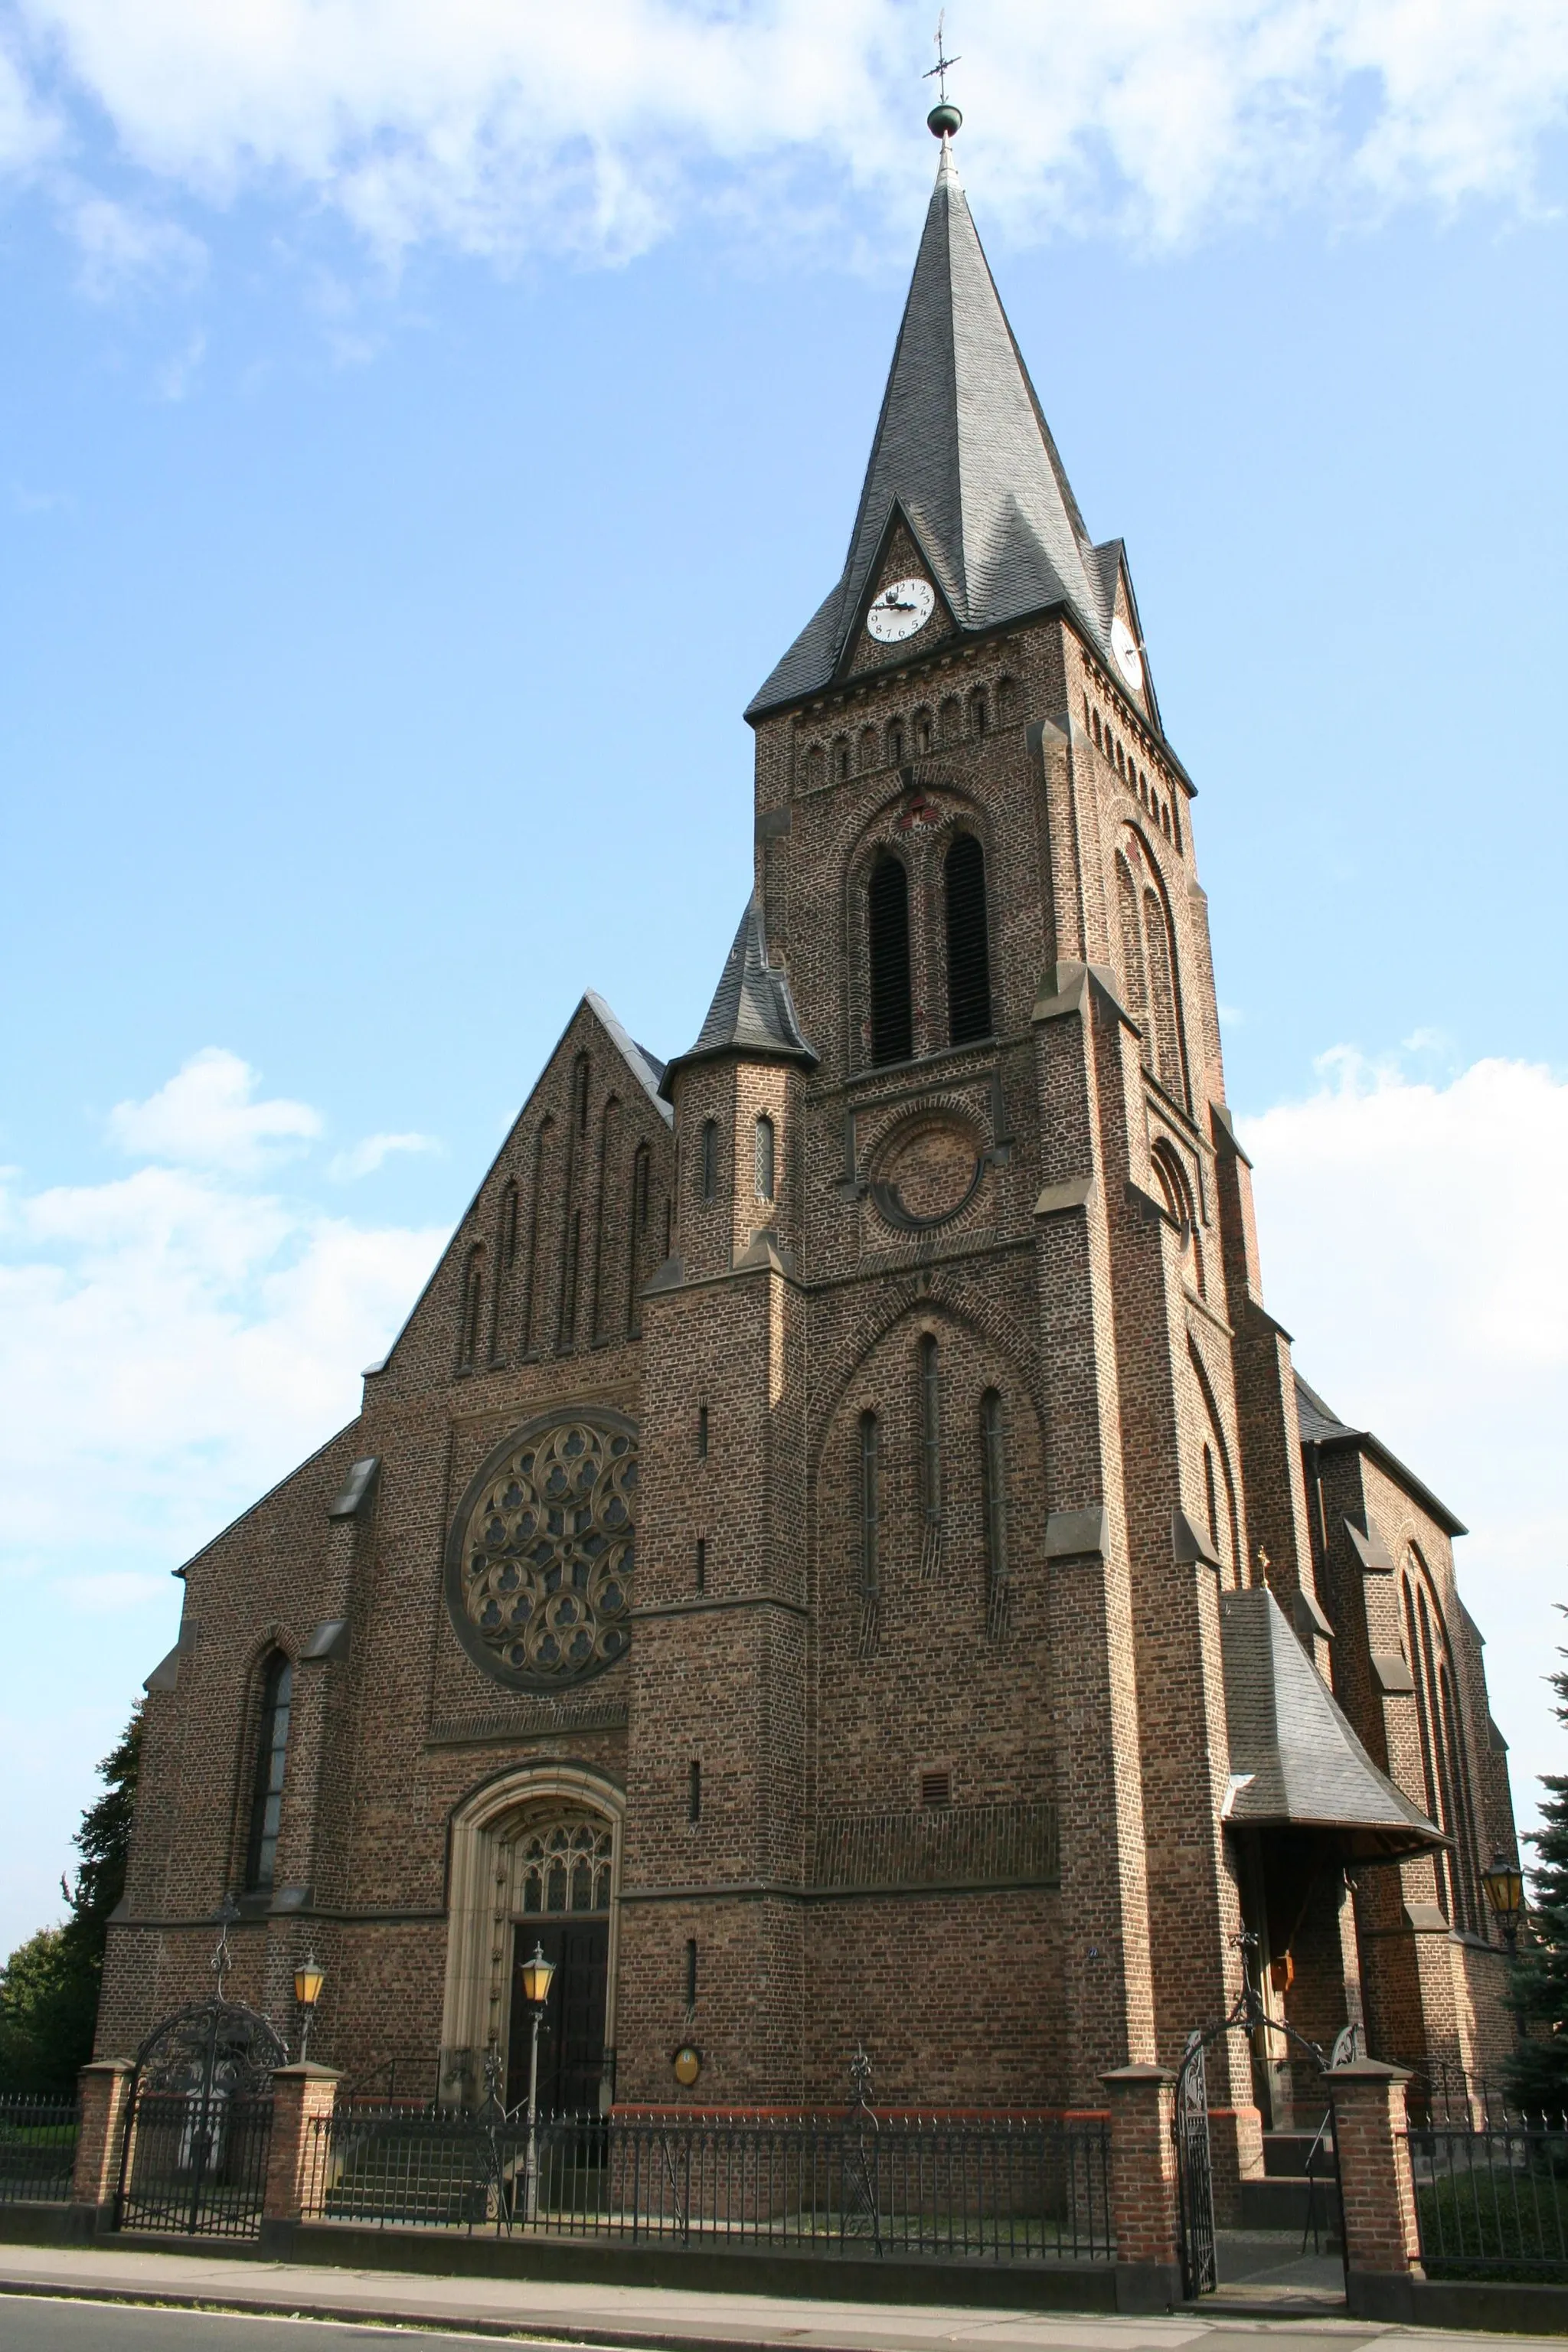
[
  {"xmin": 1240, "ymin": 1050, "xmax": 1568, "ymax": 1844},
  {"xmin": 67, "ymin": 191, "xmax": 207, "ymax": 299},
  {"xmin": 8, "ymin": 0, "xmax": 1567, "ymax": 263},
  {"xmin": 328, "ymin": 1129, "xmax": 441, "ymax": 1182},
  {"xmin": 106, "ymin": 1046, "xmax": 321, "ymax": 1174},
  {"xmin": 0, "ymin": 1050, "xmax": 446, "ymax": 1951}
]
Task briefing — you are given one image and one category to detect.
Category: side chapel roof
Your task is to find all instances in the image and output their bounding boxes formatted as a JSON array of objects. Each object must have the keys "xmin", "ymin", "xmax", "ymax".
[
  {"xmin": 1294, "ymin": 1373, "xmax": 1465, "ymax": 1537},
  {"xmin": 747, "ymin": 139, "xmax": 1125, "ymax": 718},
  {"xmin": 1220, "ymin": 1585, "xmax": 1444, "ymax": 1859}
]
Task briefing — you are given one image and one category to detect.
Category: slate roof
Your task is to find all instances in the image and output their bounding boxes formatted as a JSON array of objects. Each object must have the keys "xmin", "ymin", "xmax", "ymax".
[
  {"xmin": 747, "ymin": 141, "xmax": 1119, "ymax": 719},
  {"xmin": 661, "ymin": 896, "xmax": 817, "ymax": 1097},
  {"xmin": 1294, "ymin": 1373, "xmax": 1465, "ymax": 1536},
  {"xmin": 1220, "ymin": 1586, "xmax": 1443, "ymax": 1859}
]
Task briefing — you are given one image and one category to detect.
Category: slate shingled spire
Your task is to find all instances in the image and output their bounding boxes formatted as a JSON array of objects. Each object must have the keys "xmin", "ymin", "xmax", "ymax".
[
  {"xmin": 660, "ymin": 894, "xmax": 816, "ymax": 1098},
  {"xmin": 747, "ymin": 138, "xmax": 1117, "ymax": 717}
]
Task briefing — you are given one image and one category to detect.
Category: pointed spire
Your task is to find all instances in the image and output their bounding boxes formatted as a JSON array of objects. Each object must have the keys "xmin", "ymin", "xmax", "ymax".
[
  {"xmin": 748, "ymin": 143, "xmax": 1116, "ymax": 717},
  {"xmin": 660, "ymin": 896, "xmax": 817, "ymax": 1098}
]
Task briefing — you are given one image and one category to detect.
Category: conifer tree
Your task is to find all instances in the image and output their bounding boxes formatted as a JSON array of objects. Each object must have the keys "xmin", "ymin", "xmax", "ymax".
[
  {"xmin": 1508, "ymin": 1618, "xmax": 1568, "ymax": 2115},
  {"xmin": 0, "ymin": 1704, "xmax": 141, "ymax": 2091}
]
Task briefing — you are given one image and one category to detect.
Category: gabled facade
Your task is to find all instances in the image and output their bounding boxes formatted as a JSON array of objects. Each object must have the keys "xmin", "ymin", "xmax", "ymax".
[{"xmin": 103, "ymin": 132, "xmax": 1518, "ymax": 2161}]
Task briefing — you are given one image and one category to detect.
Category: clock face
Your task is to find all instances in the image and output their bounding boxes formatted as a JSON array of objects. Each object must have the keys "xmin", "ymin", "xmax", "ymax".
[
  {"xmin": 866, "ymin": 576, "xmax": 936, "ymax": 644},
  {"xmin": 1110, "ymin": 615, "xmax": 1144, "ymax": 691}
]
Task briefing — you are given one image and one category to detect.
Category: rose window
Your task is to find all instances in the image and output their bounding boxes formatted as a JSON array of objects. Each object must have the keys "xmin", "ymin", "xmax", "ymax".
[{"xmin": 445, "ymin": 1410, "xmax": 636, "ymax": 1690}]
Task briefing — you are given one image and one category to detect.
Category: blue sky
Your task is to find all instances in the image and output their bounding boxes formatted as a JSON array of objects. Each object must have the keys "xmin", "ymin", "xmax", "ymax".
[{"xmin": 2, "ymin": 1, "xmax": 1566, "ymax": 1956}]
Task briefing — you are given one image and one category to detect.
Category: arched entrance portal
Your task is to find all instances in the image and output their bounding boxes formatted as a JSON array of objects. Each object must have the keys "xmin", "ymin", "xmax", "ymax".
[{"xmin": 439, "ymin": 1764, "xmax": 622, "ymax": 2113}]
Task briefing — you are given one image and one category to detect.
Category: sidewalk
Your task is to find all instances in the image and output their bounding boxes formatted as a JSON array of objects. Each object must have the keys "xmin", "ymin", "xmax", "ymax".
[{"xmin": 0, "ymin": 2239, "xmax": 1537, "ymax": 2352}]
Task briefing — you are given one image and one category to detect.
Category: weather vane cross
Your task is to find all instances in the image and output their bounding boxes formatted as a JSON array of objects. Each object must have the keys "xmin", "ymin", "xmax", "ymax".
[{"xmin": 923, "ymin": 12, "xmax": 961, "ymax": 106}]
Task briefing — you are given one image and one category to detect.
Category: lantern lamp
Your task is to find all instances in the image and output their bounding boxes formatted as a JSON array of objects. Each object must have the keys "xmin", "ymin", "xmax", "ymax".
[
  {"xmin": 1481, "ymin": 1855, "xmax": 1526, "ymax": 1944},
  {"xmin": 518, "ymin": 1942, "xmax": 557, "ymax": 2008}
]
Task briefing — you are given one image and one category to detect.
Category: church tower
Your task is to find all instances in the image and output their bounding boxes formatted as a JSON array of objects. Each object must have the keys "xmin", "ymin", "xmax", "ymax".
[{"xmin": 613, "ymin": 121, "xmax": 1340, "ymax": 2161}]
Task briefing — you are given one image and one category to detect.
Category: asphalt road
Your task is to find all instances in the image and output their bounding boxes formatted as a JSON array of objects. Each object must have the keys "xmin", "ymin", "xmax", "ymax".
[{"xmin": 0, "ymin": 2303, "xmax": 578, "ymax": 2351}]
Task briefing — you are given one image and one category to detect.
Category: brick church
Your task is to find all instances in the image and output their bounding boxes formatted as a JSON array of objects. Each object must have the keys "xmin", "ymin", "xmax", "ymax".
[{"xmin": 102, "ymin": 125, "xmax": 1519, "ymax": 2168}]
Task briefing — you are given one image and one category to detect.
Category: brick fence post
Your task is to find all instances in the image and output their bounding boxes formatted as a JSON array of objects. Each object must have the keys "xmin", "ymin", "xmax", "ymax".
[
  {"xmin": 1102, "ymin": 2063, "xmax": 1181, "ymax": 2312},
  {"xmin": 261, "ymin": 2063, "xmax": 340, "ymax": 2252},
  {"xmin": 1328, "ymin": 2059, "xmax": 1423, "ymax": 2320},
  {"xmin": 71, "ymin": 2057, "xmax": 135, "ymax": 2226}
]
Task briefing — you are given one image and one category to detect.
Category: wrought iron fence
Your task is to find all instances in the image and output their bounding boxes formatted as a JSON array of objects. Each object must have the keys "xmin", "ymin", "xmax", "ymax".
[
  {"xmin": 1394, "ymin": 2060, "xmax": 1547, "ymax": 2130},
  {"xmin": 116, "ymin": 2089, "xmax": 273, "ymax": 2240},
  {"xmin": 302, "ymin": 2108, "xmax": 1114, "ymax": 2262},
  {"xmin": 1409, "ymin": 2118, "xmax": 1568, "ymax": 2280},
  {"xmin": 0, "ymin": 2092, "xmax": 78, "ymax": 2203}
]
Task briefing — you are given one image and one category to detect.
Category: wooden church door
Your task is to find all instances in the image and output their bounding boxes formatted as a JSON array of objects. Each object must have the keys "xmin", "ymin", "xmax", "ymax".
[{"xmin": 506, "ymin": 1918, "xmax": 609, "ymax": 2115}]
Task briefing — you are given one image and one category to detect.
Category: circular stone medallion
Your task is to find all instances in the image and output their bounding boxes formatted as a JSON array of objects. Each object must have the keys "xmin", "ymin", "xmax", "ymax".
[
  {"xmin": 870, "ymin": 1112, "xmax": 985, "ymax": 1232},
  {"xmin": 445, "ymin": 1407, "xmax": 636, "ymax": 1691}
]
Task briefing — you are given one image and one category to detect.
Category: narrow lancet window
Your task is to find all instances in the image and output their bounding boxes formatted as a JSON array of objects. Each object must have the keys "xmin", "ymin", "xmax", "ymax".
[
  {"xmin": 919, "ymin": 1334, "xmax": 943, "ymax": 1576},
  {"xmin": 245, "ymin": 1652, "xmax": 292, "ymax": 1892},
  {"xmin": 858, "ymin": 1410, "xmax": 880, "ymax": 1658},
  {"xmin": 754, "ymin": 1114, "xmax": 775, "ymax": 1204},
  {"xmin": 458, "ymin": 1245, "xmax": 485, "ymax": 1372},
  {"xmin": 868, "ymin": 854, "xmax": 913, "ymax": 1065},
  {"xmin": 945, "ymin": 834, "xmax": 992, "ymax": 1044},
  {"xmin": 699, "ymin": 1119, "xmax": 719, "ymax": 1204},
  {"xmin": 981, "ymin": 1390, "xmax": 1009, "ymax": 1638}
]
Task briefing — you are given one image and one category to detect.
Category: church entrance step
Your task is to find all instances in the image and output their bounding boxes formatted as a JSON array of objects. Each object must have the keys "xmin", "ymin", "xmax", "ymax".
[{"xmin": 1261, "ymin": 2127, "xmax": 1336, "ymax": 2177}]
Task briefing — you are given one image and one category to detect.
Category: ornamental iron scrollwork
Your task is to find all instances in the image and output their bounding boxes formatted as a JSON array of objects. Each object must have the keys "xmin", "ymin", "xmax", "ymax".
[
  {"xmin": 446, "ymin": 1409, "xmax": 636, "ymax": 1691},
  {"xmin": 132, "ymin": 1996, "xmax": 287, "ymax": 2099}
]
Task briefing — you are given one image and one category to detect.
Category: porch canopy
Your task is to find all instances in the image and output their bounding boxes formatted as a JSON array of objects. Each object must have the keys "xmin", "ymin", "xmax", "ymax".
[{"xmin": 1219, "ymin": 1586, "xmax": 1443, "ymax": 1860}]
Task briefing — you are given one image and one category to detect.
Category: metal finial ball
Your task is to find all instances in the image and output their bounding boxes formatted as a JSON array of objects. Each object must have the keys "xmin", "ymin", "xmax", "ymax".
[{"xmin": 927, "ymin": 101, "xmax": 962, "ymax": 139}]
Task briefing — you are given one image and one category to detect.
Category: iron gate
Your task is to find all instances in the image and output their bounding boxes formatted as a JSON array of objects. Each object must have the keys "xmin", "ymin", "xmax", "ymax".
[
  {"xmin": 1174, "ymin": 2032, "xmax": 1217, "ymax": 2298},
  {"xmin": 1172, "ymin": 1938, "xmax": 1350, "ymax": 2301},
  {"xmin": 116, "ymin": 1996, "xmax": 286, "ymax": 2239}
]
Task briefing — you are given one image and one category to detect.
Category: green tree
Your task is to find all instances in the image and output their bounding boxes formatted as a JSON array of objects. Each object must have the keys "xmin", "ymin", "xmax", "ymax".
[
  {"xmin": 1508, "ymin": 1620, "xmax": 1568, "ymax": 2115},
  {"xmin": 0, "ymin": 1703, "xmax": 142, "ymax": 2092}
]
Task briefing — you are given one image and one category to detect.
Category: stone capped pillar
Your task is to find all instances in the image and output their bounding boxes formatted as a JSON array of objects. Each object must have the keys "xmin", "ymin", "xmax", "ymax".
[
  {"xmin": 71, "ymin": 2056, "xmax": 135, "ymax": 2221},
  {"xmin": 1102, "ymin": 2063, "xmax": 1181, "ymax": 2312},
  {"xmin": 262, "ymin": 2063, "xmax": 340, "ymax": 2233},
  {"xmin": 1328, "ymin": 2059, "xmax": 1423, "ymax": 2319}
]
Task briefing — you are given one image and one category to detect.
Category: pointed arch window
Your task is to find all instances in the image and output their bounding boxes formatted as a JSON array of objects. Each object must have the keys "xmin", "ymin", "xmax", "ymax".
[
  {"xmin": 945, "ymin": 834, "xmax": 992, "ymax": 1044},
  {"xmin": 981, "ymin": 1390, "xmax": 1009, "ymax": 1638},
  {"xmin": 244, "ymin": 1651, "xmax": 292, "ymax": 1893},
  {"xmin": 754, "ymin": 1114, "xmax": 776, "ymax": 1204},
  {"xmin": 868, "ymin": 854, "xmax": 913, "ymax": 1065},
  {"xmin": 458, "ymin": 1244, "xmax": 485, "ymax": 1372},
  {"xmin": 858, "ymin": 1410, "xmax": 880, "ymax": 1658},
  {"xmin": 1402, "ymin": 1563, "xmax": 1483, "ymax": 1932},
  {"xmin": 918, "ymin": 1334, "xmax": 943, "ymax": 1575}
]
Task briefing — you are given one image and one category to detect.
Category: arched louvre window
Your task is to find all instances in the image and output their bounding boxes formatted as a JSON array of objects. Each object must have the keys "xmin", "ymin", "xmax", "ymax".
[
  {"xmin": 981, "ymin": 1390, "xmax": 1009, "ymax": 1638},
  {"xmin": 754, "ymin": 1114, "xmax": 776, "ymax": 1204},
  {"xmin": 858, "ymin": 1411, "xmax": 880, "ymax": 1658},
  {"xmin": 245, "ymin": 1652, "xmax": 292, "ymax": 1892},
  {"xmin": 945, "ymin": 835, "xmax": 992, "ymax": 1044},
  {"xmin": 918, "ymin": 1334, "xmax": 943, "ymax": 1575},
  {"xmin": 868, "ymin": 854, "xmax": 913, "ymax": 1065}
]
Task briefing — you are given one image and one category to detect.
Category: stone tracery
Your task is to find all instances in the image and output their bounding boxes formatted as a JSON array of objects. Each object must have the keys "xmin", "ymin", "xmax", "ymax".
[{"xmin": 446, "ymin": 1411, "xmax": 636, "ymax": 1690}]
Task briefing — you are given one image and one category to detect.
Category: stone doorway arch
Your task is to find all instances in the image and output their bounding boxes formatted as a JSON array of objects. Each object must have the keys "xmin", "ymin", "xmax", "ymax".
[{"xmin": 439, "ymin": 1762, "xmax": 623, "ymax": 2109}]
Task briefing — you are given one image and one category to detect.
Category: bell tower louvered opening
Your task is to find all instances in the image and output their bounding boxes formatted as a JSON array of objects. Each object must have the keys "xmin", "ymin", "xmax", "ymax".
[
  {"xmin": 868, "ymin": 853, "xmax": 913, "ymax": 1065},
  {"xmin": 945, "ymin": 834, "xmax": 991, "ymax": 1044}
]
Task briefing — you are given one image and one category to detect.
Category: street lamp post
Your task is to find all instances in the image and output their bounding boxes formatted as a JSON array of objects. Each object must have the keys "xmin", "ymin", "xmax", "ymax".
[
  {"xmin": 517, "ymin": 1941, "xmax": 557, "ymax": 2223},
  {"xmin": 293, "ymin": 1951, "xmax": 326, "ymax": 2063}
]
